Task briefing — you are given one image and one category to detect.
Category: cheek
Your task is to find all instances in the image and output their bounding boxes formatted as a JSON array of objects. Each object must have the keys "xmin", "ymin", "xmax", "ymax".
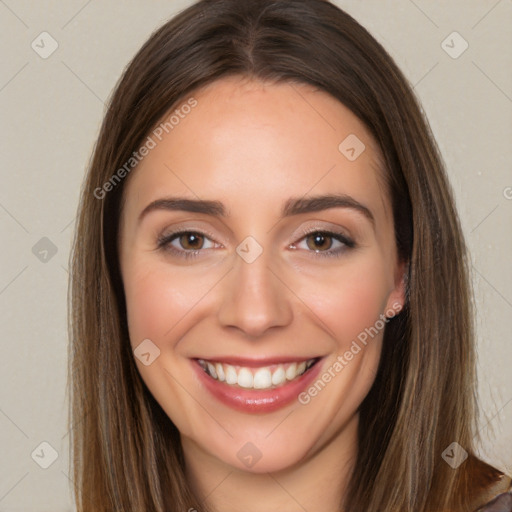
[
  {"xmin": 292, "ymin": 259, "xmax": 391, "ymax": 434},
  {"xmin": 124, "ymin": 273, "xmax": 163, "ymax": 347},
  {"xmin": 122, "ymin": 260, "xmax": 218, "ymax": 348},
  {"xmin": 299, "ymin": 258, "xmax": 392, "ymax": 347}
]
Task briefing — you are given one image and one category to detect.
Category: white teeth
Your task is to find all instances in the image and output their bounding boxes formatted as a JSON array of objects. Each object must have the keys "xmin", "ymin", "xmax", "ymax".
[
  {"xmin": 225, "ymin": 364, "xmax": 238, "ymax": 385},
  {"xmin": 253, "ymin": 368, "xmax": 272, "ymax": 389},
  {"xmin": 285, "ymin": 362, "xmax": 297, "ymax": 381},
  {"xmin": 198, "ymin": 358, "xmax": 317, "ymax": 390},
  {"xmin": 215, "ymin": 362, "xmax": 225, "ymax": 382},
  {"xmin": 237, "ymin": 368, "xmax": 253, "ymax": 388},
  {"xmin": 271, "ymin": 366, "xmax": 286, "ymax": 386},
  {"xmin": 206, "ymin": 362, "xmax": 217, "ymax": 379}
]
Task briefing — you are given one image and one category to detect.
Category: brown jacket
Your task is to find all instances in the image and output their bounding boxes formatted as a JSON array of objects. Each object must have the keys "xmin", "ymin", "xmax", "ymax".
[{"xmin": 467, "ymin": 455, "xmax": 512, "ymax": 511}]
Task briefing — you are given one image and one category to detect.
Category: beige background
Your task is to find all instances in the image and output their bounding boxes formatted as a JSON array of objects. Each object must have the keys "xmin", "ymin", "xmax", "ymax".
[{"xmin": 0, "ymin": 1, "xmax": 511, "ymax": 510}]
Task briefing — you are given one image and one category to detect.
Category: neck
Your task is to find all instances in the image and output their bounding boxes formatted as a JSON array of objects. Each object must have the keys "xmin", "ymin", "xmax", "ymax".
[{"xmin": 181, "ymin": 414, "xmax": 359, "ymax": 512}]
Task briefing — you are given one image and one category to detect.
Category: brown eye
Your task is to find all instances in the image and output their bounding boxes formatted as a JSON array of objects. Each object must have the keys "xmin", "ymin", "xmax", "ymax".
[
  {"xmin": 305, "ymin": 232, "xmax": 334, "ymax": 252},
  {"xmin": 291, "ymin": 230, "xmax": 355, "ymax": 259},
  {"xmin": 178, "ymin": 232, "xmax": 205, "ymax": 250},
  {"xmin": 157, "ymin": 230, "xmax": 218, "ymax": 260}
]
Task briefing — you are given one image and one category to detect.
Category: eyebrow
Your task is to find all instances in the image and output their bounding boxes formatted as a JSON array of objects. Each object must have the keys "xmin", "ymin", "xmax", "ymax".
[{"xmin": 138, "ymin": 193, "xmax": 375, "ymax": 226}]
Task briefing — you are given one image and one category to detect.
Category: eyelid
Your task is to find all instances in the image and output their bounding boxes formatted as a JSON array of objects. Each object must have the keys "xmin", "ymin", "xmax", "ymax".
[
  {"xmin": 156, "ymin": 227, "xmax": 221, "ymax": 249},
  {"xmin": 293, "ymin": 223, "xmax": 353, "ymax": 241},
  {"xmin": 291, "ymin": 221, "xmax": 355, "ymax": 245}
]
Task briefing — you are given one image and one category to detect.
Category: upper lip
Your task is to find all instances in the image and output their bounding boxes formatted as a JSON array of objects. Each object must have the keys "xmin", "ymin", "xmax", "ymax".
[{"xmin": 194, "ymin": 356, "xmax": 321, "ymax": 367}]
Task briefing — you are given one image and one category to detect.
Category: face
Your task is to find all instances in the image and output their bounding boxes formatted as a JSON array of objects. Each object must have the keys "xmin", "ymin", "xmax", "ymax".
[{"xmin": 119, "ymin": 76, "xmax": 405, "ymax": 476}]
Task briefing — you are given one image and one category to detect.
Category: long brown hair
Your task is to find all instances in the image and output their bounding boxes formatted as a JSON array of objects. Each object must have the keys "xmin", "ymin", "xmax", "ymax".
[{"xmin": 68, "ymin": 1, "xmax": 478, "ymax": 510}]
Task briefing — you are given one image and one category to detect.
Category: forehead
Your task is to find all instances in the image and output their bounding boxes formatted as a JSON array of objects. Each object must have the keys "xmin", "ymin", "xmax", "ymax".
[{"xmin": 122, "ymin": 76, "xmax": 390, "ymax": 226}]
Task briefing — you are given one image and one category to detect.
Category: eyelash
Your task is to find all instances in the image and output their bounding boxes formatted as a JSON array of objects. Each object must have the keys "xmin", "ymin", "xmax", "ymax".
[{"xmin": 156, "ymin": 228, "xmax": 355, "ymax": 261}]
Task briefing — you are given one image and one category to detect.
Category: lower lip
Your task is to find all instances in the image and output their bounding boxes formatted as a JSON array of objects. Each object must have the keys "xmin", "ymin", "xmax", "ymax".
[{"xmin": 192, "ymin": 358, "xmax": 324, "ymax": 413}]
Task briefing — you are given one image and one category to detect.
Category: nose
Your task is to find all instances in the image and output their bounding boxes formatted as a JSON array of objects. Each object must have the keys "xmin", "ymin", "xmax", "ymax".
[{"xmin": 217, "ymin": 247, "xmax": 293, "ymax": 338}]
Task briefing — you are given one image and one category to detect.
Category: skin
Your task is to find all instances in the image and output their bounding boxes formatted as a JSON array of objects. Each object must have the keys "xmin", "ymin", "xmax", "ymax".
[{"xmin": 119, "ymin": 76, "xmax": 406, "ymax": 512}]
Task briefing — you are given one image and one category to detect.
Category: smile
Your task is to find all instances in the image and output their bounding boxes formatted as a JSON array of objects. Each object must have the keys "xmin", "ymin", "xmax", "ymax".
[
  {"xmin": 192, "ymin": 356, "xmax": 324, "ymax": 413},
  {"xmin": 197, "ymin": 358, "xmax": 318, "ymax": 390}
]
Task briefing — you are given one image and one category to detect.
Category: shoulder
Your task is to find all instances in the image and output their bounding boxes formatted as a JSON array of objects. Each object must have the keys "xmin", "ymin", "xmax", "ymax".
[{"xmin": 464, "ymin": 454, "xmax": 512, "ymax": 511}]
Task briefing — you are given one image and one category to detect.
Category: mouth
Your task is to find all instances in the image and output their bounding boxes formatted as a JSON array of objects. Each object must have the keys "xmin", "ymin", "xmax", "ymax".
[
  {"xmin": 196, "ymin": 357, "xmax": 319, "ymax": 390},
  {"xmin": 192, "ymin": 356, "xmax": 324, "ymax": 413}
]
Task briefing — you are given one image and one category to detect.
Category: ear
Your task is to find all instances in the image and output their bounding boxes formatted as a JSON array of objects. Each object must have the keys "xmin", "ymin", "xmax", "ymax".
[{"xmin": 384, "ymin": 259, "xmax": 408, "ymax": 318}]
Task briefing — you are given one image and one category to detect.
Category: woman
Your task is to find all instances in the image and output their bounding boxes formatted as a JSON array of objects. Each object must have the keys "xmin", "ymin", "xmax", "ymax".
[{"xmin": 68, "ymin": 0, "xmax": 511, "ymax": 510}]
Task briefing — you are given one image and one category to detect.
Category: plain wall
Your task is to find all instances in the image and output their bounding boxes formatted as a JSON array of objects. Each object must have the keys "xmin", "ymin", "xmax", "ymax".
[{"xmin": 0, "ymin": 1, "xmax": 511, "ymax": 510}]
